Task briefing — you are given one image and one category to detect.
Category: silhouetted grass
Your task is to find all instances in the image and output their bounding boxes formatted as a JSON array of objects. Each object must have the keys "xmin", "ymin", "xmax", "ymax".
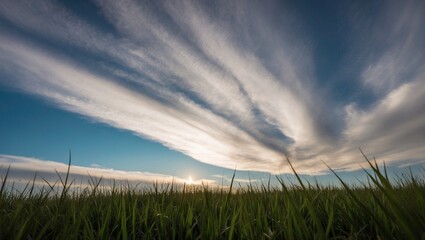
[{"xmin": 1, "ymin": 153, "xmax": 425, "ymax": 239}]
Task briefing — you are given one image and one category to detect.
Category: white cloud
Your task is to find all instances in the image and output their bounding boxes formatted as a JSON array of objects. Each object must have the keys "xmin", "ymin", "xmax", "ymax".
[
  {"xmin": 0, "ymin": 35, "xmax": 289, "ymax": 172},
  {"xmin": 0, "ymin": 154, "xmax": 181, "ymax": 183},
  {"xmin": 0, "ymin": 154, "xmax": 216, "ymax": 187},
  {"xmin": 210, "ymin": 174, "xmax": 259, "ymax": 184},
  {"xmin": 344, "ymin": 79, "xmax": 425, "ymax": 162},
  {"xmin": 0, "ymin": 0, "xmax": 424, "ymax": 175},
  {"xmin": 358, "ymin": 0, "xmax": 425, "ymax": 94}
]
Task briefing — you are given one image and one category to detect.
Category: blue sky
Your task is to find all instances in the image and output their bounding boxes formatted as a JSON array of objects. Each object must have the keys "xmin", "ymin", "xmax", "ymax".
[{"xmin": 1, "ymin": 0, "xmax": 424, "ymax": 186}]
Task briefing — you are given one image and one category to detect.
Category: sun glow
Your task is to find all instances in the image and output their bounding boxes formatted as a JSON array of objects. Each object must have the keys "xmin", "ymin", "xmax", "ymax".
[{"xmin": 187, "ymin": 176, "xmax": 193, "ymax": 185}]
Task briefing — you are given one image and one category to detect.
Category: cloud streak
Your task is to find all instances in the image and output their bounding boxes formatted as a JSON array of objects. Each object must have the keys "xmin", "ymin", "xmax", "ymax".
[
  {"xmin": 0, "ymin": 154, "xmax": 215, "ymax": 188},
  {"xmin": 0, "ymin": 0, "xmax": 424, "ymax": 174}
]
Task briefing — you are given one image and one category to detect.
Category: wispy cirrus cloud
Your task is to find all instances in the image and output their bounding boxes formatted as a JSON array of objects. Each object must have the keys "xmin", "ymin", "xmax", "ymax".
[
  {"xmin": 344, "ymin": 79, "xmax": 425, "ymax": 161},
  {"xmin": 0, "ymin": 0, "xmax": 424, "ymax": 174},
  {"xmin": 0, "ymin": 35, "xmax": 290, "ymax": 172},
  {"xmin": 359, "ymin": 0, "xmax": 425, "ymax": 95}
]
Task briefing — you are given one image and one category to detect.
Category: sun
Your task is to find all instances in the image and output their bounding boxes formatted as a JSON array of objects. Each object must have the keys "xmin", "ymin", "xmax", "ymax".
[{"xmin": 187, "ymin": 176, "xmax": 193, "ymax": 185}]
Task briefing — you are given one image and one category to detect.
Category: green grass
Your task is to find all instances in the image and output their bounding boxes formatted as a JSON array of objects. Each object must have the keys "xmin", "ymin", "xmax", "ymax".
[{"xmin": 1, "ymin": 153, "xmax": 425, "ymax": 239}]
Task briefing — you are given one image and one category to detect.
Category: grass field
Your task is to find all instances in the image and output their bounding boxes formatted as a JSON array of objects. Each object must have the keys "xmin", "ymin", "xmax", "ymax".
[{"xmin": 1, "ymin": 154, "xmax": 425, "ymax": 239}]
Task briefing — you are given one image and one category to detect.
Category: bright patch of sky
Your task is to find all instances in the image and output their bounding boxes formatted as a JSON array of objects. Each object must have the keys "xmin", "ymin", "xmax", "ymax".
[{"xmin": 0, "ymin": 0, "xmax": 424, "ymax": 186}]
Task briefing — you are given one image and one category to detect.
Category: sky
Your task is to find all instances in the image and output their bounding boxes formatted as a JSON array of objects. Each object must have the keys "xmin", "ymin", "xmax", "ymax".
[{"xmin": 0, "ymin": 0, "xmax": 425, "ymax": 188}]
